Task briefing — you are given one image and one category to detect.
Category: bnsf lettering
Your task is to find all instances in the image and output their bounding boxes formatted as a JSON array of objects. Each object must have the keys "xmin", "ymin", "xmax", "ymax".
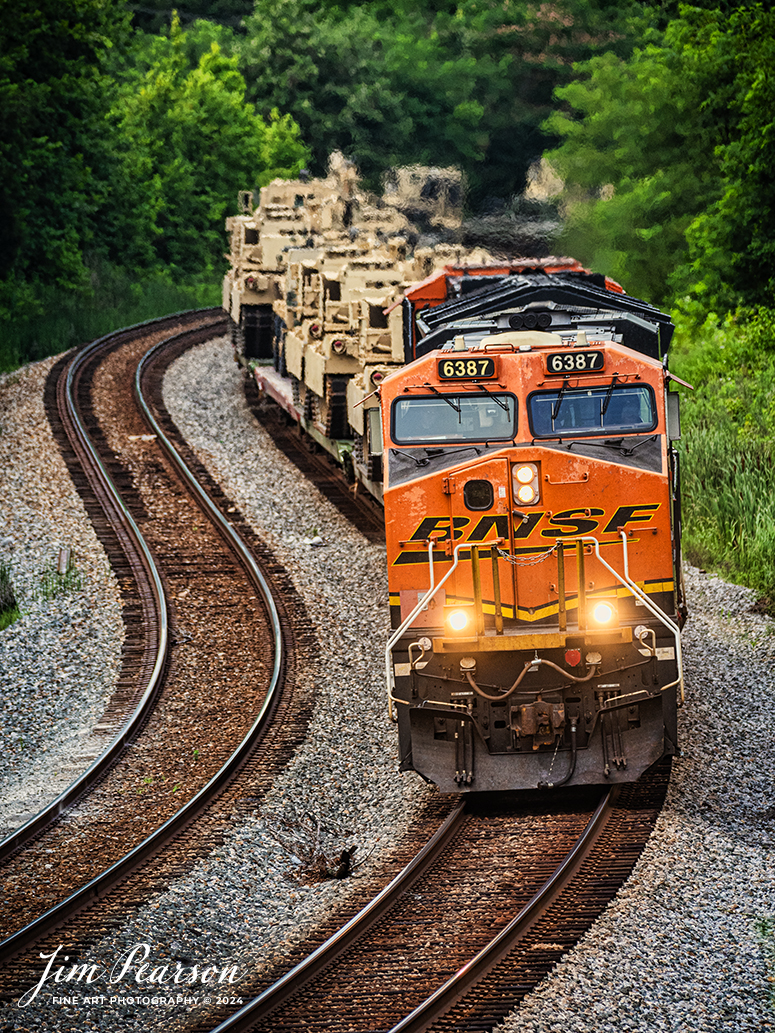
[
  {"xmin": 541, "ymin": 508, "xmax": 605, "ymax": 540},
  {"xmin": 409, "ymin": 516, "xmax": 470, "ymax": 541},
  {"xmin": 467, "ymin": 515, "xmax": 510, "ymax": 541},
  {"xmin": 395, "ymin": 504, "xmax": 661, "ymax": 565},
  {"xmin": 603, "ymin": 504, "xmax": 661, "ymax": 534},
  {"xmin": 513, "ymin": 512, "xmax": 543, "ymax": 539}
]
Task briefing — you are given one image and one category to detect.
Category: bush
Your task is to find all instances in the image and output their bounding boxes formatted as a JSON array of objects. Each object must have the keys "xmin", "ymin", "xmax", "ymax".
[
  {"xmin": 671, "ymin": 308, "xmax": 775, "ymax": 605},
  {"xmin": 0, "ymin": 264, "xmax": 220, "ymax": 371}
]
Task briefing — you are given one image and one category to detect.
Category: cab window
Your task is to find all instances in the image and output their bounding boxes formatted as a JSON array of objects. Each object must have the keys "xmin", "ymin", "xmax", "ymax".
[
  {"xmin": 391, "ymin": 394, "xmax": 517, "ymax": 444},
  {"xmin": 528, "ymin": 385, "xmax": 656, "ymax": 437}
]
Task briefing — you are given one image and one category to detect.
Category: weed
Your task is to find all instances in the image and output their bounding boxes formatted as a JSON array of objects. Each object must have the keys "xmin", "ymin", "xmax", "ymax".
[
  {"xmin": 0, "ymin": 606, "xmax": 20, "ymax": 632},
  {"xmin": 34, "ymin": 553, "xmax": 82, "ymax": 602},
  {"xmin": 0, "ymin": 263, "xmax": 220, "ymax": 373},
  {"xmin": 671, "ymin": 311, "xmax": 775, "ymax": 611},
  {"xmin": 260, "ymin": 795, "xmax": 378, "ymax": 883},
  {"xmin": 0, "ymin": 562, "xmax": 19, "ymax": 631},
  {"xmin": 679, "ymin": 425, "xmax": 775, "ymax": 608},
  {"xmin": 756, "ymin": 918, "xmax": 775, "ymax": 1007}
]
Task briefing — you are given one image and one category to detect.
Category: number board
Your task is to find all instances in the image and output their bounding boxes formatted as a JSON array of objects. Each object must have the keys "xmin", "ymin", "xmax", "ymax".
[
  {"xmin": 438, "ymin": 356, "xmax": 497, "ymax": 380},
  {"xmin": 546, "ymin": 350, "xmax": 605, "ymax": 375}
]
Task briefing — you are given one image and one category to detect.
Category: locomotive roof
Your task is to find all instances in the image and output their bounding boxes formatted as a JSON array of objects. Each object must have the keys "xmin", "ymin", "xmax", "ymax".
[{"xmin": 413, "ymin": 270, "xmax": 674, "ymax": 361}]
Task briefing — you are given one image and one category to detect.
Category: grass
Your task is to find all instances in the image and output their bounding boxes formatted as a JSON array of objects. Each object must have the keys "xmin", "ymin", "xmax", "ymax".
[
  {"xmin": 679, "ymin": 427, "xmax": 775, "ymax": 605},
  {"xmin": 756, "ymin": 918, "xmax": 775, "ymax": 1008},
  {"xmin": 0, "ymin": 263, "xmax": 221, "ymax": 372},
  {"xmin": 671, "ymin": 307, "xmax": 775, "ymax": 609},
  {"xmin": 34, "ymin": 553, "xmax": 83, "ymax": 602},
  {"xmin": 0, "ymin": 554, "xmax": 86, "ymax": 632},
  {"xmin": 0, "ymin": 562, "xmax": 19, "ymax": 631}
]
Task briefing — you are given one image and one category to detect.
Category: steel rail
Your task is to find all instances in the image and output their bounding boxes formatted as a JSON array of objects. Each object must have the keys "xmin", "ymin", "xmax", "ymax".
[
  {"xmin": 207, "ymin": 801, "xmax": 468, "ymax": 1033},
  {"xmin": 0, "ymin": 309, "xmax": 215, "ymax": 864},
  {"xmin": 388, "ymin": 787, "xmax": 616, "ymax": 1032},
  {"xmin": 134, "ymin": 324, "xmax": 282, "ymax": 698},
  {"xmin": 0, "ymin": 314, "xmax": 287, "ymax": 967},
  {"xmin": 206, "ymin": 790, "xmax": 615, "ymax": 1033}
]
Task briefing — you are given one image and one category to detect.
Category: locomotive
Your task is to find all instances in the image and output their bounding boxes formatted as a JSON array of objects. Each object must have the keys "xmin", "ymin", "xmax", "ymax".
[
  {"xmin": 383, "ymin": 273, "xmax": 686, "ymax": 792},
  {"xmin": 224, "ymin": 162, "xmax": 686, "ymax": 793}
]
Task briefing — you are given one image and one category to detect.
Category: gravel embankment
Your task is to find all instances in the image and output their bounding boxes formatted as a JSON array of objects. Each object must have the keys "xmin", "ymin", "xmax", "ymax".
[
  {"xmin": 498, "ymin": 566, "xmax": 775, "ymax": 1033},
  {"xmin": 0, "ymin": 358, "xmax": 124, "ymax": 838},
  {"xmin": 3, "ymin": 339, "xmax": 432, "ymax": 1032},
  {"xmin": 1, "ymin": 338, "xmax": 773, "ymax": 1032}
]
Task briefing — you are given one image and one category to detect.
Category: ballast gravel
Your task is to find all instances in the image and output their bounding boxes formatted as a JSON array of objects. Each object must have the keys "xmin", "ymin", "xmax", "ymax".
[
  {"xmin": 1, "ymin": 337, "xmax": 773, "ymax": 1033},
  {"xmin": 0, "ymin": 359, "xmax": 123, "ymax": 839}
]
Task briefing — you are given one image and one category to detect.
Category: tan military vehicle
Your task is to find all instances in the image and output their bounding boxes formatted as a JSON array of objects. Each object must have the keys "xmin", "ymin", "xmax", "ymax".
[{"xmin": 223, "ymin": 155, "xmax": 491, "ymax": 495}]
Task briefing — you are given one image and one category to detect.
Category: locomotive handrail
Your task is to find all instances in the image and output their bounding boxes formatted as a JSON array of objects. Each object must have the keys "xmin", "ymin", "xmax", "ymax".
[
  {"xmin": 385, "ymin": 530, "xmax": 684, "ymax": 720},
  {"xmin": 576, "ymin": 532, "xmax": 684, "ymax": 704},
  {"xmin": 385, "ymin": 539, "xmax": 472, "ymax": 721}
]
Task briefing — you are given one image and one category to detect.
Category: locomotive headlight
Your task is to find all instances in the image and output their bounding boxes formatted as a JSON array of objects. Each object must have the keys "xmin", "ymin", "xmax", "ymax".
[
  {"xmin": 590, "ymin": 600, "xmax": 618, "ymax": 627},
  {"xmin": 448, "ymin": 609, "xmax": 470, "ymax": 632},
  {"xmin": 512, "ymin": 462, "xmax": 540, "ymax": 506}
]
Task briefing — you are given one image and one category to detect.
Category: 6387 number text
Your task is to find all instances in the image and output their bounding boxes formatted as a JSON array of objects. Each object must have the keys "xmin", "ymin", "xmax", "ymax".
[
  {"xmin": 546, "ymin": 350, "xmax": 604, "ymax": 374},
  {"xmin": 438, "ymin": 357, "xmax": 496, "ymax": 379}
]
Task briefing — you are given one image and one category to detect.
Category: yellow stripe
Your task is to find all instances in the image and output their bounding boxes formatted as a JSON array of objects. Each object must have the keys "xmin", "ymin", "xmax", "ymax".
[
  {"xmin": 393, "ymin": 581, "xmax": 674, "ymax": 622},
  {"xmin": 514, "ymin": 580, "xmax": 675, "ymax": 622}
]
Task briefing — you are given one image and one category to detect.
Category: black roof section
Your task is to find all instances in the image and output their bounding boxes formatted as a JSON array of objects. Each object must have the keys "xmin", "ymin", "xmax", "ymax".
[{"xmin": 413, "ymin": 271, "xmax": 674, "ymax": 360}]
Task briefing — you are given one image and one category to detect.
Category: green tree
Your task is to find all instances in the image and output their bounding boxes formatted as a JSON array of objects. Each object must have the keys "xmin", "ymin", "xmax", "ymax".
[
  {"xmin": 0, "ymin": 0, "xmax": 130, "ymax": 316},
  {"xmin": 104, "ymin": 15, "xmax": 310, "ymax": 274},
  {"xmin": 544, "ymin": 37, "xmax": 719, "ymax": 304},
  {"xmin": 128, "ymin": 0, "xmax": 253, "ymax": 34},
  {"xmin": 237, "ymin": 0, "xmax": 643, "ymax": 205},
  {"xmin": 681, "ymin": 5, "xmax": 775, "ymax": 310},
  {"xmin": 545, "ymin": 3, "xmax": 775, "ymax": 310}
]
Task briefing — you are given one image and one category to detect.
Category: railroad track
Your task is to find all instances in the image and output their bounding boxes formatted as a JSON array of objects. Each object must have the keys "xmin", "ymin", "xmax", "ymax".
[
  {"xmin": 0, "ymin": 322, "xmax": 673, "ymax": 1032},
  {"xmin": 0, "ymin": 313, "xmax": 315, "ymax": 1001},
  {"xmin": 182, "ymin": 762, "xmax": 669, "ymax": 1033}
]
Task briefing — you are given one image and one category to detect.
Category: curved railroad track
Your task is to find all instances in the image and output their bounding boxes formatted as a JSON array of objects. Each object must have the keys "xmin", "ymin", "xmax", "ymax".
[
  {"xmin": 0, "ymin": 313, "xmax": 315, "ymax": 1002},
  {"xmin": 173, "ymin": 761, "xmax": 668, "ymax": 1033},
  {"xmin": 0, "ymin": 323, "xmax": 674, "ymax": 1032}
]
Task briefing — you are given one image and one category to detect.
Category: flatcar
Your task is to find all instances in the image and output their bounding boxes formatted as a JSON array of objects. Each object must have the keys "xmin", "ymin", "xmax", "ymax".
[{"xmin": 382, "ymin": 281, "xmax": 686, "ymax": 792}]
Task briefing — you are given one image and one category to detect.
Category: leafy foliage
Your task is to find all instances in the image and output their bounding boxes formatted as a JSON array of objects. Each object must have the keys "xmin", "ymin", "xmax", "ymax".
[
  {"xmin": 0, "ymin": 4, "xmax": 307, "ymax": 360},
  {"xmin": 105, "ymin": 15, "xmax": 309, "ymax": 274},
  {"xmin": 0, "ymin": 0, "xmax": 131, "ymax": 315},
  {"xmin": 544, "ymin": 44, "xmax": 715, "ymax": 304},
  {"xmin": 237, "ymin": 0, "xmax": 643, "ymax": 202},
  {"xmin": 539, "ymin": 3, "xmax": 775, "ymax": 599},
  {"xmin": 681, "ymin": 6, "xmax": 775, "ymax": 311},
  {"xmin": 0, "ymin": 561, "xmax": 19, "ymax": 632},
  {"xmin": 670, "ymin": 309, "xmax": 775, "ymax": 601},
  {"xmin": 128, "ymin": 0, "xmax": 253, "ymax": 34},
  {"xmin": 545, "ymin": 4, "xmax": 775, "ymax": 311}
]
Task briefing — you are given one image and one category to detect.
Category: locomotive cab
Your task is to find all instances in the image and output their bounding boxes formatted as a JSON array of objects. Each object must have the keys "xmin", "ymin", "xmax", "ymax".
[{"xmin": 382, "ymin": 328, "xmax": 684, "ymax": 793}]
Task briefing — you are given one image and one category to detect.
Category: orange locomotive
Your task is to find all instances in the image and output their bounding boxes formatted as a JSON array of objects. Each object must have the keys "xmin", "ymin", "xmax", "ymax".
[{"xmin": 382, "ymin": 288, "xmax": 686, "ymax": 792}]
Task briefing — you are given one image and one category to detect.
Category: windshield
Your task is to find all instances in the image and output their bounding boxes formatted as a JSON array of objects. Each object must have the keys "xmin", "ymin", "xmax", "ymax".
[
  {"xmin": 528, "ymin": 385, "xmax": 656, "ymax": 437},
  {"xmin": 392, "ymin": 394, "xmax": 517, "ymax": 444}
]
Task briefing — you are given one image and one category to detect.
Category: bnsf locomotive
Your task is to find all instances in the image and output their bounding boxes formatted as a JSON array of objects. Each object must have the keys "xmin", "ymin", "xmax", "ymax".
[
  {"xmin": 383, "ymin": 276, "xmax": 686, "ymax": 792},
  {"xmin": 225, "ymin": 164, "xmax": 686, "ymax": 793}
]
